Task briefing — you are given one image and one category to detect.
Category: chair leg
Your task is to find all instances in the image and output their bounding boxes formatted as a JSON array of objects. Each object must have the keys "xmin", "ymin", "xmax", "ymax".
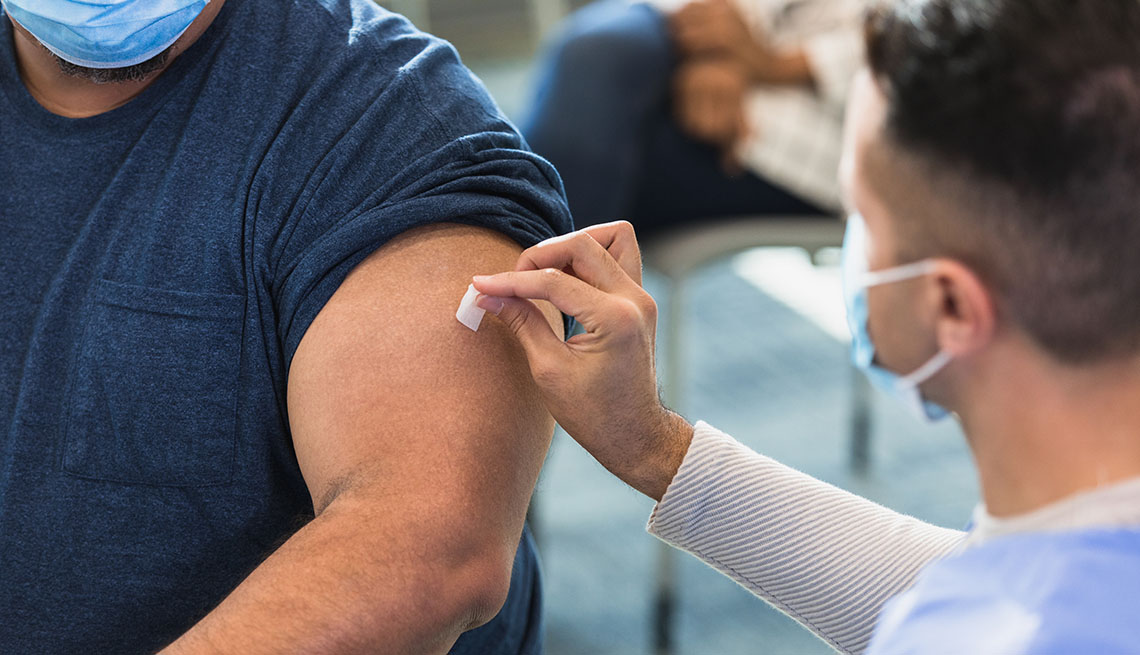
[
  {"xmin": 652, "ymin": 275, "xmax": 683, "ymax": 655},
  {"xmin": 849, "ymin": 365, "xmax": 872, "ymax": 474},
  {"xmin": 653, "ymin": 545, "xmax": 678, "ymax": 655}
]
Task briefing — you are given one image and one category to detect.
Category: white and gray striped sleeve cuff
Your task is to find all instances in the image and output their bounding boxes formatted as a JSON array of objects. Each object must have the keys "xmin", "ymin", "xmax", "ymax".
[{"xmin": 647, "ymin": 421, "xmax": 965, "ymax": 654}]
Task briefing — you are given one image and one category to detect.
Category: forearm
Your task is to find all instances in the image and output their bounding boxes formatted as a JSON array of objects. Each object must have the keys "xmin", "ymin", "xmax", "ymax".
[
  {"xmin": 648, "ymin": 422, "xmax": 965, "ymax": 654},
  {"xmin": 163, "ymin": 495, "xmax": 508, "ymax": 655}
]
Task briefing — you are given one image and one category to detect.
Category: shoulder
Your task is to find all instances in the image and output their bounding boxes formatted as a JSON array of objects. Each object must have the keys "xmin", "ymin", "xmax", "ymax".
[
  {"xmin": 231, "ymin": 0, "xmax": 516, "ymax": 146},
  {"xmin": 225, "ymin": 0, "xmax": 562, "ymax": 220}
]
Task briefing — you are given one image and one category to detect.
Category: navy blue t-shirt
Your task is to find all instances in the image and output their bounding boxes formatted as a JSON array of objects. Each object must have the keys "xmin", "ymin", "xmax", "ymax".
[{"xmin": 0, "ymin": 1, "xmax": 570, "ymax": 652}]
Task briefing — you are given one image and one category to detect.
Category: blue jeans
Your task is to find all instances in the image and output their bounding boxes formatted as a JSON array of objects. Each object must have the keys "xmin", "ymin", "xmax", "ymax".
[{"xmin": 523, "ymin": 0, "xmax": 824, "ymax": 238}]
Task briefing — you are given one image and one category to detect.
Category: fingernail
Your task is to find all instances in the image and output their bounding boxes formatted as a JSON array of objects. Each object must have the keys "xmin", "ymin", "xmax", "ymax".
[
  {"xmin": 472, "ymin": 275, "xmax": 492, "ymax": 284},
  {"xmin": 476, "ymin": 294, "xmax": 505, "ymax": 315}
]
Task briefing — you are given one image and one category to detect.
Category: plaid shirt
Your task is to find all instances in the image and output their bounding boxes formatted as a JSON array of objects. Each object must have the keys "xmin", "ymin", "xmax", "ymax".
[{"xmin": 648, "ymin": 0, "xmax": 866, "ymax": 212}]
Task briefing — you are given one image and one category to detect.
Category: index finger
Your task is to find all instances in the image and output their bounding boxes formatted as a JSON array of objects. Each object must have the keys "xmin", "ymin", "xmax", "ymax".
[
  {"xmin": 473, "ymin": 268, "xmax": 613, "ymax": 332},
  {"xmin": 581, "ymin": 222, "xmax": 644, "ymax": 285},
  {"xmin": 520, "ymin": 222, "xmax": 645, "ymax": 286}
]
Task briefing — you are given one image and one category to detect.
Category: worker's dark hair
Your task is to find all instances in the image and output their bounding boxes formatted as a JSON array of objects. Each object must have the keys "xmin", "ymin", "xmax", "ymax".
[{"xmin": 864, "ymin": 0, "xmax": 1140, "ymax": 363}]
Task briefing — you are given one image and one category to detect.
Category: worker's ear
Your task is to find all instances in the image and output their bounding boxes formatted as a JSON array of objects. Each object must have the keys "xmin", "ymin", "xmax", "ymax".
[{"xmin": 929, "ymin": 259, "xmax": 996, "ymax": 357}]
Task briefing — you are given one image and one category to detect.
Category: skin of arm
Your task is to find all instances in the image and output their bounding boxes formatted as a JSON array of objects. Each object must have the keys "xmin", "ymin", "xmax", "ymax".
[{"xmin": 162, "ymin": 223, "xmax": 562, "ymax": 654}]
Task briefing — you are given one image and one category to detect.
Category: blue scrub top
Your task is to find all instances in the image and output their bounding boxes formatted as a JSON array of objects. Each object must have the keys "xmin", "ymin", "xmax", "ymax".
[{"xmin": 869, "ymin": 528, "xmax": 1140, "ymax": 653}]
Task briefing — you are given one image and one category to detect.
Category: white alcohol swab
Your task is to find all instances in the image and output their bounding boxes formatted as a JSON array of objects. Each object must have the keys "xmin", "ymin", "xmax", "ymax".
[{"xmin": 456, "ymin": 283, "xmax": 486, "ymax": 332}]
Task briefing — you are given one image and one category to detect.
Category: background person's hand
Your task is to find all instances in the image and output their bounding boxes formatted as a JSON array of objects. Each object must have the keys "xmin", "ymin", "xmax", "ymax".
[
  {"xmin": 670, "ymin": 0, "xmax": 815, "ymax": 86},
  {"xmin": 472, "ymin": 222, "xmax": 694, "ymax": 501},
  {"xmin": 669, "ymin": 0, "xmax": 755, "ymax": 61},
  {"xmin": 673, "ymin": 57, "xmax": 751, "ymax": 168}
]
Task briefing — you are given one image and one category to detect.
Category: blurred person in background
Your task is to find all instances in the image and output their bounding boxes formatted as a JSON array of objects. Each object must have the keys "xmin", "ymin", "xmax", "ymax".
[
  {"xmin": 525, "ymin": 0, "xmax": 865, "ymax": 237},
  {"xmin": 0, "ymin": 0, "xmax": 569, "ymax": 652},
  {"xmin": 476, "ymin": 0, "xmax": 1140, "ymax": 652}
]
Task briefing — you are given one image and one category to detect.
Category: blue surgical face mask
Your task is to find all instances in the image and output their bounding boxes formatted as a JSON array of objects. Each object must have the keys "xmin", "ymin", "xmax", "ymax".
[
  {"xmin": 842, "ymin": 213, "xmax": 953, "ymax": 422},
  {"xmin": 3, "ymin": 0, "xmax": 209, "ymax": 70}
]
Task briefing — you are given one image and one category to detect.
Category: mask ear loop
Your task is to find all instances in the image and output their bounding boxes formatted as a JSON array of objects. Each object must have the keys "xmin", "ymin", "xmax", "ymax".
[
  {"xmin": 860, "ymin": 258, "xmax": 954, "ymax": 393},
  {"xmin": 897, "ymin": 350, "xmax": 954, "ymax": 388},
  {"xmin": 897, "ymin": 350, "xmax": 954, "ymax": 422},
  {"xmin": 857, "ymin": 258, "xmax": 952, "ymax": 385},
  {"xmin": 857, "ymin": 260, "xmax": 939, "ymax": 289}
]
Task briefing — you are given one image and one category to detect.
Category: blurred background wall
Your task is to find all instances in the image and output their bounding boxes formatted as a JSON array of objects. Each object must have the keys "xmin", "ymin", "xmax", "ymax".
[{"xmin": 379, "ymin": 0, "xmax": 591, "ymax": 58}]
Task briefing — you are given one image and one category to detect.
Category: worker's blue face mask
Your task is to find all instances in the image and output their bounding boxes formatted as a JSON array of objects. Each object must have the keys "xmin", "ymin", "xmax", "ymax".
[
  {"xmin": 842, "ymin": 213, "xmax": 953, "ymax": 422},
  {"xmin": 2, "ymin": 0, "xmax": 209, "ymax": 69}
]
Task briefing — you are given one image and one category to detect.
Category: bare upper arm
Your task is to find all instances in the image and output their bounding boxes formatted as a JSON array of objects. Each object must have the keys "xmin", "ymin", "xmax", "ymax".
[{"xmin": 286, "ymin": 223, "xmax": 560, "ymax": 544}]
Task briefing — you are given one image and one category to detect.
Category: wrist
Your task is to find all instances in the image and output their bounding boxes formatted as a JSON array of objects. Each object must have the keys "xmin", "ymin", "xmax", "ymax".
[{"xmin": 625, "ymin": 410, "xmax": 694, "ymax": 502}]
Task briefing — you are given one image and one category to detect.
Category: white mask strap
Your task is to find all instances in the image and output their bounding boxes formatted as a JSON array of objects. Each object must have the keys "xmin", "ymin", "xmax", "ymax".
[
  {"xmin": 898, "ymin": 349, "xmax": 954, "ymax": 388},
  {"xmin": 857, "ymin": 260, "xmax": 938, "ymax": 289}
]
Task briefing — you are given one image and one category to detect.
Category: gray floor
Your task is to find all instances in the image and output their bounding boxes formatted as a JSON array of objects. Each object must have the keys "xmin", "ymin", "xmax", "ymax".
[{"xmin": 465, "ymin": 58, "xmax": 980, "ymax": 655}]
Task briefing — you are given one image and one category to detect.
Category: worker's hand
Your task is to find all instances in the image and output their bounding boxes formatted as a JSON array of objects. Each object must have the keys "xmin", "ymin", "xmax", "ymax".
[
  {"xmin": 674, "ymin": 57, "xmax": 751, "ymax": 166},
  {"xmin": 472, "ymin": 222, "xmax": 694, "ymax": 501},
  {"xmin": 669, "ymin": 0, "xmax": 755, "ymax": 62}
]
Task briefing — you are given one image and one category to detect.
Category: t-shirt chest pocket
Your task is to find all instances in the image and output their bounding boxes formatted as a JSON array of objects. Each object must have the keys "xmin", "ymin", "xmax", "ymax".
[{"xmin": 62, "ymin": 280, "xmax": 244, "ymax": 487}]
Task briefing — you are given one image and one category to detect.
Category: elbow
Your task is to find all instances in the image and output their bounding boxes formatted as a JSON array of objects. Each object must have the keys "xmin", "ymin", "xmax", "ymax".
[
  {"xmin": 348, "ymin": 538, "xmax": 516, "ymax": 651},
  {"xmin": 313, "ymin": 494, "xmax": 523, "ymax": 648},
  {"xmin": 375, "ymin": 527, "xmax": 517, "ymax": 641},
  {"xmin": 438, "ymin": 540, "xmax": 516, "ymax": 632},
  {"xmin": 303, "ymin": 488, "xmax": 525, "ymax": 651}
]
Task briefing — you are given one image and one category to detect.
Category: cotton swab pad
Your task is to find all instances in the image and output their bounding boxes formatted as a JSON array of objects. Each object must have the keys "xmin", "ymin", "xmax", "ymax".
[{"xmin": 456, "ymin": 283, "xmax": 486, "ymax": 332}]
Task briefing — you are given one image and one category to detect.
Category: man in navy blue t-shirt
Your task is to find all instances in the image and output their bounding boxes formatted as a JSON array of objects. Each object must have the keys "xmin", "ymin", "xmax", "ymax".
[{"xmin": 0, "ymin": 0, "xmax": 571, "ymax": 652}]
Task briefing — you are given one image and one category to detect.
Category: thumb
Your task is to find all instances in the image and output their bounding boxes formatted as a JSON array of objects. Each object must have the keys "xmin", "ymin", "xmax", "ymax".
[{"xmin": 477, "ymin": 294, "xmax": 565, "ymax": 364}]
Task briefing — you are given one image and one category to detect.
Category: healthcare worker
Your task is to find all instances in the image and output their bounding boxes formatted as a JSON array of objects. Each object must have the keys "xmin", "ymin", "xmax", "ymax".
[{"xmin": 472, "ymin": 0, "xmax": 1140, "ymax": 652}]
